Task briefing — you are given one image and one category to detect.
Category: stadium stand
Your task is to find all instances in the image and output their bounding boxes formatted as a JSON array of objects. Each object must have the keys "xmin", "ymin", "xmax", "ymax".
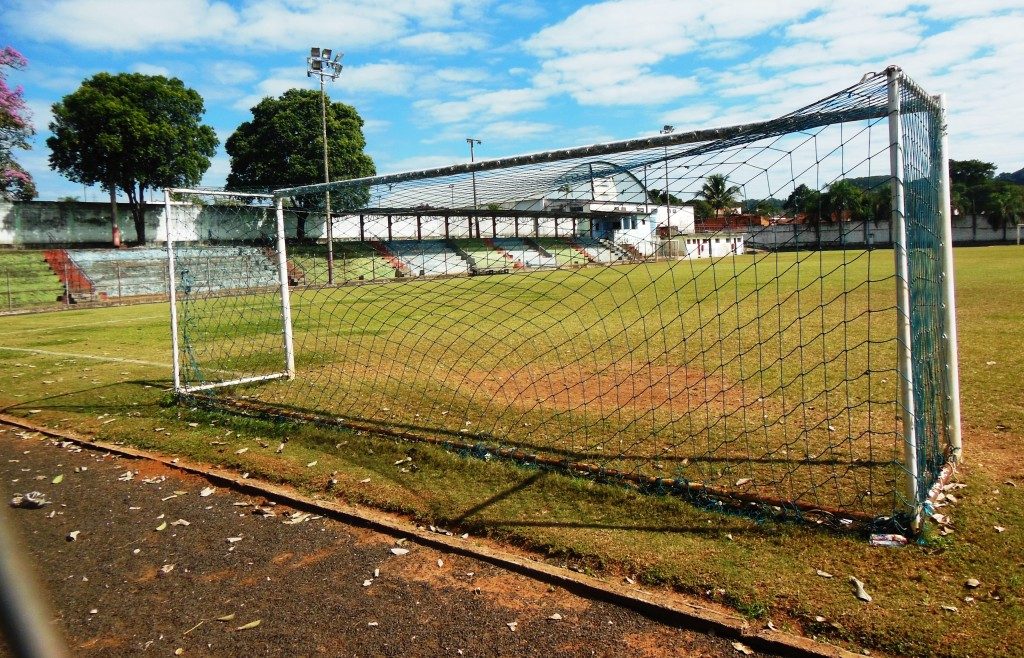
[
  {"xmin": 534, "ymin": 238, "xmax": 590, "ymax": 267},
  {"xmin": 0, "ymin": 251, "xmax": 66, "ymax": 308},
  {"xmin": 569, "ymin": 236, "xmax": 630, "ymax": 263},
  {"xmin": 289, "ymin": 242, "xmax": 397, "ymax": 284},
  {"xmin": 454, "ymin": 239, "xmax": 515, "ymax": 273},
  {"xmin": 490, "ymin": 238, "xmax": 558, "ymax": 269},
  {"xmin": 384, "ymin": 239, "xmax": 470, "ymax": 277}
]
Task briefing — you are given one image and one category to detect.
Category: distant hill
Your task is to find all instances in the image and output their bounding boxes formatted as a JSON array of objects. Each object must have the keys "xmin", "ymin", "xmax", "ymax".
[{"xmin": 996, "ymin": 167, "xmax": 1024, "ymax": 184}]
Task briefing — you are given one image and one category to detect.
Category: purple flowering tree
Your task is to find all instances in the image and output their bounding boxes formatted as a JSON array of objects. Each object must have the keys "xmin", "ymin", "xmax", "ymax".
[{"xmin": 0, "ymin": 46, "xmax": 36, "ymax": 201}]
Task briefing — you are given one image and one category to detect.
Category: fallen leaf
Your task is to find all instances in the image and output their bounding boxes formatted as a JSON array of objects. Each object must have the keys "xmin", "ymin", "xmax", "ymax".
[
  {"xmin": 359, "ymin": 478, "xmax": 371, "ymax": 484},
  {"xmin": 174, "ymin": 649, "xmax": 184, "ymax": 656},
  {"xmin": 732, "ymin": 641, "xmax": 754, "ymax": 655},
  {"xmin": 171, "ymin": 519, "xmax": 190, "ymax": 526},
  {"xmin": 390, "ymin": 548, "xmax": 409, "ymax": 556},
  {"xmin": 199, "ymin": 487, "xmax": 215, "ymax": 497},
  {"xmin": 306, "ymin": 461, "xmax": 318, "ymax": 468},
  {"xmin": 849, "ymin": 576, "xmax": 872, "ymax": 602},
  {"xmin": 216, "ymin": 613, "xmax": 236, "ymax": 622},
  {"xmin": 235, "ymin": 619, "xmax": 261, "ymax": 631},
  {"xmin": 816, "ymin": 570, "xmax": 833, "ymax": 578},
  {"xmin": 155, "ymin": 521, "xmax": 168, "ymax": 531},
  {"xmin": 51, "ymin": 474, "xmax": 64, "ymax": 484},
  {"xmin": 735, "ymin": 478, "xmax": 751, "ymax": 487},
  {"xmin": 160, "ymin": 564, "xmax": 175, "ymax": 574},
  {"xmin": 965, "ymin": 578, "xmax": 980, "ymax": 589}
]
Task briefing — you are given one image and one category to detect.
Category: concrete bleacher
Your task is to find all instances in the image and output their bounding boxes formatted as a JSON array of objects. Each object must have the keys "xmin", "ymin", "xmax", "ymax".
[
  {"xmin": 570, "ymin": 236, "xmax": 629, "ymax": 264},
  {"xmin": 491, "ymin": 238, "xmax": 558, "ymax": 269},
  {"xmin": 289, "ymin": 242, "xmax": 396, "ymax": 284},
  {"xmin": 65, "ymin": 247, "xmax": 279, "ymax": 298},
  {"xmin": 535, "ymin": 238, "xmax": 589, "ymax": 267},
  {"xmin": 384, "ymin": 240, "xmax": 469, "ymax": 277},
  {"xmin": 456, "ymin": 239, "xmax": 515, "ymax": 273}
]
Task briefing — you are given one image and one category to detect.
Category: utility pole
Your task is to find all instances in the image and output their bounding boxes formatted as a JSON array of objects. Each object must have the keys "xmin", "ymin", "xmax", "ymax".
[
  {"xmin": 660, "ymin": 125, "xmax": 674, "ymax": 230},
  {"xmin": 307, "ymin": 47, "xmax": 344, "ymax": 284},
  {"xmin": 467, "ymin": 137, "xmax": 481, "ymax": 210}
]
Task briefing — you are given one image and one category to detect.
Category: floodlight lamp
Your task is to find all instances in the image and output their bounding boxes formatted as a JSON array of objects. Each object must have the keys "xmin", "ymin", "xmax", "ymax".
[
  {"xmin": 661, "ymin": 125, "xmax": 674, "ymax": 134},
  {"xmin": 311, "ymin": 59, "xmax": 322, "ymax": 71},
  {"xmin": 311, "ymin": 47, "xmax": 321, "ymax": 58},
  {"xmin": 322, "ymin": 48, "xmax": 332, "ymax": 59}
]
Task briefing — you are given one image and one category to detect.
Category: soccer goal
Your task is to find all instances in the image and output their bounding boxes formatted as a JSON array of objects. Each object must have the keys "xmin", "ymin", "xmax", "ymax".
[{"xmin": 164, "ymin": 66, "xmax": 961, "ymax": 533}]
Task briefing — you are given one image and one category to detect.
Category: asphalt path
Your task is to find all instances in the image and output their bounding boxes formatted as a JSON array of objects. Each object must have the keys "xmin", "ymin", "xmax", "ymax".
[{"xmin": 0, "ymin": 424, "xmax": 770, "ymax": 657}]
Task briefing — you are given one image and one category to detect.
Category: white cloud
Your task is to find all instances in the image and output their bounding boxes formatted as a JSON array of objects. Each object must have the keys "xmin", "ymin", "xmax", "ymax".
[
  {"xmin": 413, "ymin": 87, "xmax": 551, "ymax": 124},
  {"xmin": 479, "ymin": 120, "xmax": 554, "ymax": 141},
  {"xmin": 378, "ymin": 154, "xmax": 463, "ymax": 174},
  {"xmin": 342, "ymin": 63, "xmax": 419, "ymax": 95},
  {"xmin": 398, "ymin": 31, "xmax": 487, "ymax": 54},
  {"xmin": 133, "ymin": 63, "xmax": 172, "ymax": 77}
]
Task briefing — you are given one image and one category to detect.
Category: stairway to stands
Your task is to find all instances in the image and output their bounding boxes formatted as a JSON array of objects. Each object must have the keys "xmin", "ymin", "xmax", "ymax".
[{"xmin": 490, "ymin": 238, "xmax": 558, "ymax": 268}]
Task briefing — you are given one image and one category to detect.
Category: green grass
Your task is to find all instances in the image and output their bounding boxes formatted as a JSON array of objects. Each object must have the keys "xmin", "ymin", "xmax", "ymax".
[
  {"xmin": 0, "ymin": 246, "xmax": 1021, "ymax": 657},
  {"xmin": 0, "ymin": 251, "xmax": 64, "ymax": 310}
]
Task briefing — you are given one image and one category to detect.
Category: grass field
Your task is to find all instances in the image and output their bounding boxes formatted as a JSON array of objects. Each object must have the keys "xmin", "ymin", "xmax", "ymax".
[{"xmin": 0, "ymin": 245, "xmax": 1021, "ymax": 657}]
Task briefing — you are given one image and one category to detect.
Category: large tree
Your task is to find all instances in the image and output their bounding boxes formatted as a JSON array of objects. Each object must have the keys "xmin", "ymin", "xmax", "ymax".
[
  {"xmin": 225, "ymin": 88, "xmax": 375, "ymax": 239},
  {"xmin": 0, "ymin": 46, "xmax": 36, "ymax": 201},
  {"xmin": 47, "ymin": 73, "xmax": 218, "ymax": 243}
]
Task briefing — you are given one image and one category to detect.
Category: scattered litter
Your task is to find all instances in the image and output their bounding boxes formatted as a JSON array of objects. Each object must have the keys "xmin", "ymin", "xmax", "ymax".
[
  {"xmin": 155, "ymin": 521, "xmax": 168, "ymax": 531},
  {"xmin": 89, "ymin": 609, "xmax": 97, "ymax": 614},
  {"xmin": 624, "ymin": 576, "xmax": 635, "ymax": 585},
  {"xmin": 51, "ymin": 474, "xmax": 64, "ymax": 485},
  {"xmin": 118, "ymin": 471, "xmax": 134, "ymax": 482},
  {"xmin": 253, "ymin": 506, "xmax": 276, "ymax": 517},
  {"xmin": 174, "ymin": 490, "xmax": 188, "ymax": 496},
  {"xmin": 66, "ymin": 530, "xmax": 80, "ymax": 542},
  {"xmin": 199, "ymin": 487, "xmax": 215, "ymax": 497},
  {"xmin": 359, "ymin": 478, "xmax": 371, "ymax": 484},
  {"xmin": 394, "ymin": 457, "xmax": 412, "ymax": 466},
  {"xmin": 869, "ymin": 534, "xmax": 908, "ymax": 547},
  {"xmin": 227, "ymin": 537, "xmax": 243, "ymax": 544},
  {"xmin": 766, "ymin": 620, "xmax": 777, "ymax": 631},
  {"xmin": 367, "ymin": 622, "xmax": 379, "ymax": 627},
  {"xmin": 362, "ymin": 579, "xmax": 372, "ymax": 587},
  {"xmin": 187, "ymin": 423, "xmax": 199, "ymax": 427},
  {"xmin": 814, "ymin": 615, "xmax": 826, "ymax": 623},
  {"xmin": 10, "ymin": 492, "xmax": 50, "ymax": 508},
  {"xmin": 160, "ymin": 564, "xmax": 175, "ymax": 575},
  {"xmin": 174, "ymin": 648, "xmax": 184, "ymax": 656},
  {"xmin": 390, "ymin": 548, "xmax": 409, "ymax": 556},
  {"xmin": 235, "ymin": 619, "xmax": 261, "ymax": 631},
  {"xmin": 506, "ymin": 621, "xmax": 517, "ymax": 632},
  {"xmin": 373, "ymin": 568, "xmax": 380, "ymax": 578},
  {"xmin": 460, "ymin": 533, "xmax": 469, "ymax": 540},
  {"xmin": 234, "ymin": 447, "xmax": 249, "ymax": 455},
  {"xmin": 995, "ymin": 526, "xmax": 1006, "ymax": 533},
  {"xmin": 735, "ymin": 478, "xmax": 751, "ymax": 487},
  {"xmin": 171, "ymin": 519, "xmax": 191, "ymax": 527},
  {"xmin": 142, "ymin": 476, "xmax": 167, "ymax": 484},
  {"xmin": 233, "ymin": 502, "xmax": 251, "ymax": 507},
  {"xmin": 965, "ymin": 578, "xmax": 980, "ymax": 589},
  {"xmin": 816, "ymin": 570, "xmax": 833, "ymax": 579},
  {"xmin": 986, "ymin": 361, "xmax": 996, "ymax": 366},
  {"xmin": 732, "ymin": 641, "xmax": 754, "ymax": 655},
  {"xmin": 27, "ymin": 410, "xmax": 41, "ymax": 414},
  {"xmin": 306, "ymin": 461, "xmax": 318, "ymax": 468},
  {"xmin": 161, "ymin": 495, "xmax": 178, "ymax": 502},
  {"xmin": 276, "ymin": 443, "xmax": 284, "ymax": 454},
  {"xmin": 283, "ymin": 512, "xmax": 313, "ymax": 525},
  {"xmin": 548, "ymin": 613, "xmax": 562, "ymax": 621},
  {"xmin": 941, "ymin": 604, "xmax": 958, "ymax": 613},
  {"xmin": 154, "ymin": 428, "xmax": 165, "ymax": 432},
  {"xmin": 849, "ymin": 576, "xmax": 872, "ymax": 602}
]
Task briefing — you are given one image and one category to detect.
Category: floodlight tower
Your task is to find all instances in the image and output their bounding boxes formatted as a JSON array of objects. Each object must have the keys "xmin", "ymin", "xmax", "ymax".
[
  {"xmin": 467, "ymin": 137, "xmax": 481, "ymax": 210},
  {"xmin": 660, "ymin": 125, "xmax": 674, "ymax": 229},
  {"xmin": 307, "ymin": 46, "xmax": 344, "ymax": 284}
]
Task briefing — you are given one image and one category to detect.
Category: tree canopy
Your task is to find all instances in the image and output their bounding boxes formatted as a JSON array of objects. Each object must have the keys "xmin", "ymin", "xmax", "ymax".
[
  {"xmin": 47, "ymin": 72, "xmax": 218, "ymax": 243},
  {"xmin": 949, "ymin": 158, "xmax": 1024, "ymax": 227},
  {"xmin": 694, "ymin": 174, "xmax": 739, "ymax": 218},
  {"xmin": 0, "ymin": 46, "xmax": 36, "ymax": 201},
  {"xmin": 225, "ymin": 88, "xmax": 376, "ymax": 238}
]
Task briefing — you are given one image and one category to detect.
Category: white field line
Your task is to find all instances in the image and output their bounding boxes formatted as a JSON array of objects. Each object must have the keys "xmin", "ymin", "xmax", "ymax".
[
  {"xmin": 0, "ymin": 345, "xmax": 167, "ymax": 368},
  {"xmin": 0, "ymin": 314, "xmax": 164, "ymax": 337},
  {"xmin": 0, "ymin": 345, "xmax": 259, "ymax": 382}
]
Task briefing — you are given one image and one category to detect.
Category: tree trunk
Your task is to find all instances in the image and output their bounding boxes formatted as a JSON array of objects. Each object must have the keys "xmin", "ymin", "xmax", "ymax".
[
  {"xmin": 109, "ymin": 185, "xmax": 121, "ymax": 247},
  {"xmin": 124, "ymin": 183, "xmax": 147, "ymax": 244},
  {"xmin": 296, "ymin": 211, "xmax": 307, "ymax": 240}
]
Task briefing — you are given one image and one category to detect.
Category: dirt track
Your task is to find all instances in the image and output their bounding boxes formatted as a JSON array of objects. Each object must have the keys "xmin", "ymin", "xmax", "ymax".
[{"xmin": 0, "ymin": 424, "xmax": 770, "ymax": 657}]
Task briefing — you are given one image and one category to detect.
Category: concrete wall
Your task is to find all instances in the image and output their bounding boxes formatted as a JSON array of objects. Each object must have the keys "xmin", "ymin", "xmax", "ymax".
[
  {"xmin": 744, "ymin": 216, "xmax": 1017, "ymax": 250},
  {"xmin": 2, "ymin": 200, "xmax": 1018, "ymax": 248}
]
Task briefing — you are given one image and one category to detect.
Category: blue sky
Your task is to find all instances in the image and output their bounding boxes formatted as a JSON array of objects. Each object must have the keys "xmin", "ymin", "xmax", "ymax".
[{"xmin": 3, "ymin": 0, "xmax": 1023, "ymax": 201}]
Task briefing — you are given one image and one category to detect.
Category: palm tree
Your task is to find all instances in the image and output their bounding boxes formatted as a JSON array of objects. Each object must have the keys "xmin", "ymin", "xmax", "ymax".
[{"xmin": 695, "ymin": 174, "xmax": 740, "ymax": 223}]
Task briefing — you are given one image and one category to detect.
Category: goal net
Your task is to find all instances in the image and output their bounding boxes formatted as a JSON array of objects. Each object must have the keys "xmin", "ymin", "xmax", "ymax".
[{"xmin": 165, "ymin": 66, "xmax": 960, "ymax": 533}]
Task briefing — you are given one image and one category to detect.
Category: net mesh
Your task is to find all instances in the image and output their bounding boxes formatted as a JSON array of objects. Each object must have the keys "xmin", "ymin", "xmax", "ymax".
[{"xmin": 168, "ymin": 69, "xmax": 954, "ymax": 531}]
